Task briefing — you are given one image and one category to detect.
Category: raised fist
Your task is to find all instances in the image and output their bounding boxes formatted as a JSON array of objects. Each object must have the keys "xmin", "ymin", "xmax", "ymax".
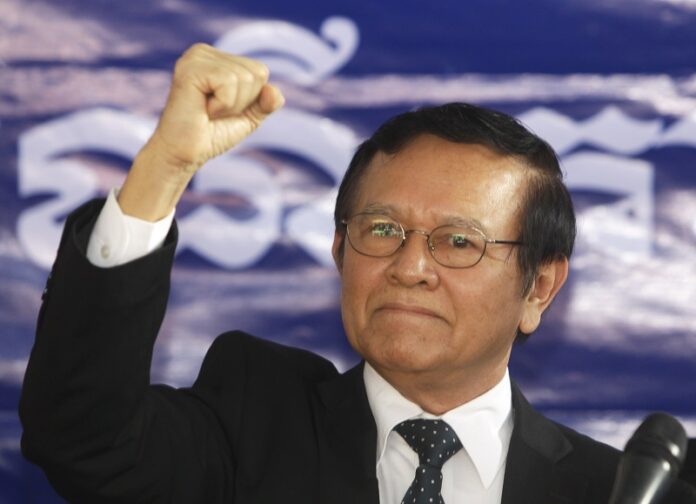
[
  {"xmin": 153, "ymin": 43, "xmax": 285, "ymax": 172},
  {"xmin": 119, "ymin": 44, "xmax": 285, "ymax": 220}
]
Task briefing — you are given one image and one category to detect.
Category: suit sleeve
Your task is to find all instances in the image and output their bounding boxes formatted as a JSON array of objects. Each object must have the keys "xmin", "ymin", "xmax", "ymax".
[{"xmin": 19, "ymin": 199, "xmax": 235, "ymax": 504}]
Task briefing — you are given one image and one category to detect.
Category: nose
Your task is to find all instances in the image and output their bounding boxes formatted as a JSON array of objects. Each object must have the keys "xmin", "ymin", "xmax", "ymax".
[{"xmin": 385, "ymin": 230, "xmax": 440, "ymax": 288}]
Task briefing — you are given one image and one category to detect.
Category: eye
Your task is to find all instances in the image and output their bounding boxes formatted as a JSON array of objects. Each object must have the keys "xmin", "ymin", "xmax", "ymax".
[
  {"xmin": 448, "ymin": 233, "xmax": 472, "ymax": 249},
  {"xmin": 432, "ymin": 228, "xmax": 483, "ymax": 252},
  {"xmin": 370, "ymin": 221, "xmax": 400, "ymax": 237}
]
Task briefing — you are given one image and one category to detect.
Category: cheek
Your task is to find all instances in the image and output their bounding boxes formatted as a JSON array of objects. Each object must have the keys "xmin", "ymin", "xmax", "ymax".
[
  {"xmin": 450, "ymin": 271, "xmax": 523, "ymax": 334},
  {"xmin": 339, "ymin": 256, "xmax": 378, "ymax": 334}
]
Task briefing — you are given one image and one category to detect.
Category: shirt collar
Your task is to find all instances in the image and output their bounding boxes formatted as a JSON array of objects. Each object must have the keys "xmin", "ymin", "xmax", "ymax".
[{"xmin": 364, "ymin": 362, "xmax": 513, "ymax": 489}]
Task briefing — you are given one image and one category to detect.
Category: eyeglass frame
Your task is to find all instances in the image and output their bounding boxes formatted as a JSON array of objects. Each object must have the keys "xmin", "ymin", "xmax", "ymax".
[{"xmin": 340, "ymin": 212, "xmax": 524, "ymax": 269}]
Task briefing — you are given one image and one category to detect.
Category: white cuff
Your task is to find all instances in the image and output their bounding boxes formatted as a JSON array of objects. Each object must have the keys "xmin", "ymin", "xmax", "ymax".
[{"xmin": 86, "ymin": 189, "xmax": 175, "ymax": 268}]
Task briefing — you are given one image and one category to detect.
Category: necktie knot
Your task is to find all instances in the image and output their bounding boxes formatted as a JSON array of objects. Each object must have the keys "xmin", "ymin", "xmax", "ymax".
[{"xmin": 395, "ymin": 419, "xmax": 462, "ymax": 470}]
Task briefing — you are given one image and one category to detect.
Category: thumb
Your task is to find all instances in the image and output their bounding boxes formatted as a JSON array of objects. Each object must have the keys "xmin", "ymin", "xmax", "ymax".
[{"xmin": 246, "ymin": 83, "xmax": 285, "ymax": 122}]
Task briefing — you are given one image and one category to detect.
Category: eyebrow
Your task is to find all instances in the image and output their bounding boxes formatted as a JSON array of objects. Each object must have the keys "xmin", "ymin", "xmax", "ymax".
[{"xmin": 358, "ymin": 203, "xmax": 489, "ymax": 232}]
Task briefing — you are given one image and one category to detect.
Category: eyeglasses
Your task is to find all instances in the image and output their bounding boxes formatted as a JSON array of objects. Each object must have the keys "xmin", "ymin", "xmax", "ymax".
[{"xmin": 342, "ymin": 213, "xmax": 523, "ymax": 269}]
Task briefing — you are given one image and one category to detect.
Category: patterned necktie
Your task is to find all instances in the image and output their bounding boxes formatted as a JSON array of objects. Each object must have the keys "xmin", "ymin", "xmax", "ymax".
[{"xmin": 394, "ymin": 419, "xmax": 463, "ymax": 504}]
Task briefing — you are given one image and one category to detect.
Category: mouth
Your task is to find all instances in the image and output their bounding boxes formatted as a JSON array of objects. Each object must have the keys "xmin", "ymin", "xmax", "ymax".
[{"xmin": 377, "ymin": 302, "xmax": 442, "ymax": 320}]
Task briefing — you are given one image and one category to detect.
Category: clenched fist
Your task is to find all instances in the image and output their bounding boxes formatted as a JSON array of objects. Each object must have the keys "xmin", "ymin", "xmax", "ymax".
[
  {"xmin": 155, "ymin": 43, "xmax": 284, "ymax": 170},
  {"xmin": 119, "ymin": 44, "xmax": 285, "ymax": 221}
]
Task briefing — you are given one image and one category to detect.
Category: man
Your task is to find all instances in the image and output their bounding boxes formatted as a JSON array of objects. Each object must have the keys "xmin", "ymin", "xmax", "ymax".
[{"xmin": 16, "ymin": 43, "xmax": 655, "ymax": 503}]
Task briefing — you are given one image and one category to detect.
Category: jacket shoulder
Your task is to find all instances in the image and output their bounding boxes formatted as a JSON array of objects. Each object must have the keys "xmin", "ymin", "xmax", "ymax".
[{"xmin": 193, "ymin": 330, "xmax": 340, "ymax": 389}]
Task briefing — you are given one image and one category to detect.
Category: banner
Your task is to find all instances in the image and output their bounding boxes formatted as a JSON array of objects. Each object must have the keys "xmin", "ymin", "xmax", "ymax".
[{"xmin": 1, "ymin": 0, "xmax": 695, "ymax": 500}]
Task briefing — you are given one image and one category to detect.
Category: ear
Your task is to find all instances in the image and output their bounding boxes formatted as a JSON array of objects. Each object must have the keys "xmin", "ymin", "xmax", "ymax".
[
  {"xmin": 331, "ymin": 231, "xmax": 345, "ymax": 273},
  {"xmin": 518, "ymin": 257, "xmax": 569, "ymax": 334}
]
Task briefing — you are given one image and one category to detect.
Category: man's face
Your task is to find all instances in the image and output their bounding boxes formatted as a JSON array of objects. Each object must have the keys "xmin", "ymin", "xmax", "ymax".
[{"xmin": 333, "ymin": 134, "xmax": 541, "ymax": 389}]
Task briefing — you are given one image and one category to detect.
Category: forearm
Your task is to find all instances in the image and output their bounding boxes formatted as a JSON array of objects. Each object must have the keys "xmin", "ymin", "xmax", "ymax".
[{"xmin": 117, "ymin": 135, "xmax": 194, "ymax": 221}]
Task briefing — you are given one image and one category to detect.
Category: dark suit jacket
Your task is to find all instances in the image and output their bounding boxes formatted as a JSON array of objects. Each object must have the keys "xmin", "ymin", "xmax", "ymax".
[{"xmin": 17, "ymin": 200, "xmax": 691, "ymax": 503}]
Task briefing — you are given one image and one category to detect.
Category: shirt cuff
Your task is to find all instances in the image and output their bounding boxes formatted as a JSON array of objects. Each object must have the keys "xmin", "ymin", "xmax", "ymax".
[{"xmin": 86, "ymin": 189, "xmax": 175, "ymax": 268}]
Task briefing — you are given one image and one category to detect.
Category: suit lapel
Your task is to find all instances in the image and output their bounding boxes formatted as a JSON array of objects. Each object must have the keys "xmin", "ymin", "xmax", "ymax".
[
  {"xmin": 501, "ymin": 383, "xmax": 588, "ymax": 504},
  {"xmin": 315, "ymin": 362, "xmax": 380, "ymax": 504}
]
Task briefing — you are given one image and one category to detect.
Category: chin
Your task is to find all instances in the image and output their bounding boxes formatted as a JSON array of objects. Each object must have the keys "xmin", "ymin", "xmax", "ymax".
[
  {"xmin": 366, "ymin": 343, "xmax": 445, "ymax": 375},
  {"xmin": 349, "ymin": 323, "xmax": 450, "ymax": 369}
]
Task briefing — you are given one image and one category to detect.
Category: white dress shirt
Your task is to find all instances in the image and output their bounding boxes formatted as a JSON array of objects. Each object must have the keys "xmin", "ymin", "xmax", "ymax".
[
  {"xmin": 86, "ymin": 189, "xmax": 174, "ymax": 268},
  {"xmin": 364, "ymin": 363, "xmax": 513, "ymax": 504},
  {"xmin": 86, "ymin": 190, "xmax": 515, "ymax": 503}
]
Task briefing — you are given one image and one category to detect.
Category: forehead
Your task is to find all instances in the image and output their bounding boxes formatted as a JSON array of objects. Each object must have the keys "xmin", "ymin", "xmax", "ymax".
[{"xmin": 354, "ymin": 135, "xmax": 528, "ymax": 232}]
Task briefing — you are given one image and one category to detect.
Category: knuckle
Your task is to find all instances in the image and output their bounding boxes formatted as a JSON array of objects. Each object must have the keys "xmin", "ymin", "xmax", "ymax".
[
  {"xmin": 188, "ymin": 42, "xmax": 211, "ymax": 55},
  {"xmin": 175, "ymin": 47, "xmax": 198, "ymax": 72},
  {"xmin": 255, "ymin": 63, "xmax": 270, "ymax": 80},
  {"xmin": 225, "ymin": 70, "xmax": 239, "ymax": 85},
  {"xmin": 177, "ymin": 43, "xmax": 211, "ymax": 68},
  {"xmin": 236, "ymin": 70, "xmax": 254, "ymax": 85},
  {"xmin": 235, "ymin": 56, "xmax": 269, "ymax": 81},
  {"xmin": 173, "ymin": 55, "xmax": 187, "ymax": 73}
]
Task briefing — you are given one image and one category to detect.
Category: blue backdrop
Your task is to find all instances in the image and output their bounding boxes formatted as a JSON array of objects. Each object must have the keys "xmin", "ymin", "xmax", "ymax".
[{"xmin": 1, "ymin": 0, "xmax": 696, "ymax": 501}]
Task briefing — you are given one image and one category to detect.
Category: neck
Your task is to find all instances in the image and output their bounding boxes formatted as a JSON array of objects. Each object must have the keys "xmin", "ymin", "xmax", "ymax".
[{"xmin": 370, "ymin": 362, "xmax": 508, "ymax": 415}]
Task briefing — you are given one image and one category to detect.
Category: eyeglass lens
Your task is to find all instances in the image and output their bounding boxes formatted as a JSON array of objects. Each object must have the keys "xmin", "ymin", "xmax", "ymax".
[{"xmin": 345, "ymin": 214, "xmax": 487, "ymax": 268}]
